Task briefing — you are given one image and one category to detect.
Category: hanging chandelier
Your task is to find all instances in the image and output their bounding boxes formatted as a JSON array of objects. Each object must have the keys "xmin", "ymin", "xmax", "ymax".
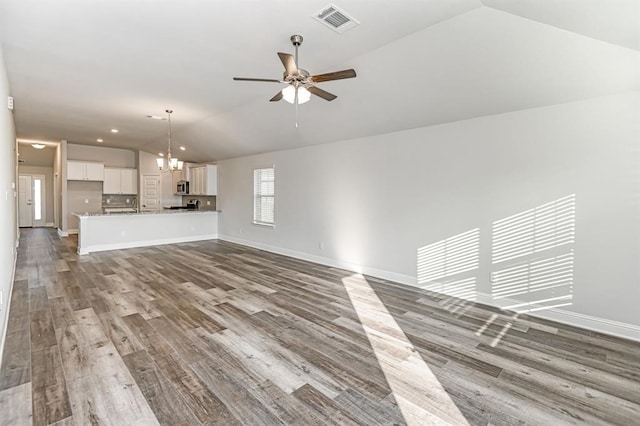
[{"xmin": 156, "ymin": 109, "xmax": 183, "ymax": 172}]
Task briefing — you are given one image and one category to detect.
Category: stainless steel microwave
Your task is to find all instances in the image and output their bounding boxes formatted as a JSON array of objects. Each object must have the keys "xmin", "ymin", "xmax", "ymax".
[{"xmin": 176, "ymin": 180, "xmax": 189, "ymax": 195}]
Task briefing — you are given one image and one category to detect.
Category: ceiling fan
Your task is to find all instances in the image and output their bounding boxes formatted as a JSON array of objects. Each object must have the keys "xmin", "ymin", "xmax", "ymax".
[{"xmin": 233, "ymin": 34, "xmax": 357, "ymax": 105}]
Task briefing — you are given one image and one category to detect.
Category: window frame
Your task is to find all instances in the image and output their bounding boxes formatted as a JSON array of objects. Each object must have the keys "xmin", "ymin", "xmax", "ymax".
[{"xmin": 252, "ymin": 167, "xmax": 275, "ymax": 227}]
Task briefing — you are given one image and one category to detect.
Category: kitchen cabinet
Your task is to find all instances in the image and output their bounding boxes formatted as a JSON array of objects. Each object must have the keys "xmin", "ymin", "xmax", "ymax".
[
  {"xmin": 103, "ymin": 167, "xmax": 137, "ymax": 194},
  {"xmin": 67, "ymin": 161, "xmax": 104, "ymax": 181},
  {"xmin": 190, "ymin": 164, "xmax": 217, "ymax": 195}
]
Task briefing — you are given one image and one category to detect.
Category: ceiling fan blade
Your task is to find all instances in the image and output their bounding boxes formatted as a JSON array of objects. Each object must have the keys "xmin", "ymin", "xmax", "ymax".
[
  {"xmin": 277, "ymin": 52, "xmax": 298, "ymax": 75},
  {"xmin": 233, "ymin": 77, "xmax": 282, "ymax": 83},
  {"xmin": 311, "ymin": 69, "xmax": 357, "ymax": 83},
  {"xmin": 269, "ymin": 91, "xmax": 283, "ymax": 102},
  {"xmin": 307, "ymin": 85, "xmax": 337, "ymax": 102}
]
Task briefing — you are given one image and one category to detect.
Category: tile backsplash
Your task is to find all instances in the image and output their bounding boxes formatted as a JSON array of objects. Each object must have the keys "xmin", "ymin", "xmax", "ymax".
[
  {"xmin": 182, "ymin": 195, "xmax": 216, "ymax": 210},
  {"xmin": 102, "ymin": 194, "xmax": 138, "ymax": 209}
]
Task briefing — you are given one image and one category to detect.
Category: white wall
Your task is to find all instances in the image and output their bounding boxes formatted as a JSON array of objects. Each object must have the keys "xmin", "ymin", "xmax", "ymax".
[
  {"xmin": 218, "ymin": 91, "xmax": 640, "ymax": 339},
  {"xmin": 66, "ymin": 181, "xmax": 102, "ymax": 230},
  {"xmin": 67, "ymin": 143, "xmax": 136, "ymax": 168},
  {"xmin": 62, "ymin": 143, "xmax": 137, "ymax": 232},
  {"xmin": 0, "ymin": 44, "xmax": 18, "ymax": 361}
]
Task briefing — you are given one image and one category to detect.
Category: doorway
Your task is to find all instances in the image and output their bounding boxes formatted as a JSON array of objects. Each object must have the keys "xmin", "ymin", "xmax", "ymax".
[
  {"xmin": 140, "ymin": 174, "xmax": 161, "ymax": 212},
  {"xmin": 18, "ymin": 174, "xmax": 46, "ymax": 227}
]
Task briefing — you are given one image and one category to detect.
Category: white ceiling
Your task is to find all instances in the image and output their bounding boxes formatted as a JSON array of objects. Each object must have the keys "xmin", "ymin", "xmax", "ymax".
[
  {"xmin": 1, "ymin": 0, "xmax": 638, "ymax": 162},
  {"xmin": 17, "ymin": 141, "xmax": 56, "ymax": 167}
]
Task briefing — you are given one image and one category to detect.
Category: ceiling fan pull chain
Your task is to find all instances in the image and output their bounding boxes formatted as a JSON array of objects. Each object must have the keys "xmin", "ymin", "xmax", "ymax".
[{"xmin": 295, "ymin": 93, "xmax": 299, "ymax": 128}]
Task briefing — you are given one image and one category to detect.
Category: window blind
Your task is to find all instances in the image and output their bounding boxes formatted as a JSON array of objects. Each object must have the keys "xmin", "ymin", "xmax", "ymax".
[{"xmin": 253, "ymin": 168, "xmax": 275, "ymax": 226}]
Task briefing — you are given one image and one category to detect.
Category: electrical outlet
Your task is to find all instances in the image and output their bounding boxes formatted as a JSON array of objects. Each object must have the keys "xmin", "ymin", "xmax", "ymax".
[
  {"xmin": 106, "ymin": 199, "xmax": 110, "ymax": 204},
  {"xmin": 207, "ymin": 201, "xmax": 211, "ymax": 206},
  {"xmin": 84, "ymin": 199, "xmax": 89, "ymax": 204},
  {"xmin": 319, "ymin": 242, "xmax": 324, "ymax": 250}
]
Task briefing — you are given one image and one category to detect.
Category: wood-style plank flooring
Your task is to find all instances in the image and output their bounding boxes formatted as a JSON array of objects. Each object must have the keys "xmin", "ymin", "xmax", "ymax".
[{"xmin": 1, "ymin": 228, "xmax": 639, "ymax": 425}]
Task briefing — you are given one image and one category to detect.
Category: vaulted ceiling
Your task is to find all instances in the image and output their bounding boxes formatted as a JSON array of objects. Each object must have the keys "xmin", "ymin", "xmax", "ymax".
[{"xmin": 1, "ymin": 0, "xmax": 638, "ymax": 162}]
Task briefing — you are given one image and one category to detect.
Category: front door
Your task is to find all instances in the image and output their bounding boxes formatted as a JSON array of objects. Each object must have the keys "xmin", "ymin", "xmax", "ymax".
[
  {"xmin": 18, "ymin": 175, "xmax": 33, "ymax": 227},
  {"xmin": 140, "ymin": 174, "xmax": 161, "ymax": 212}
]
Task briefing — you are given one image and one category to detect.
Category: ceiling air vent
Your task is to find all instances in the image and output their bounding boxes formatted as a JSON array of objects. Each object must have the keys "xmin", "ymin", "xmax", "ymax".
[{"xmin": 313, "ymin": 4, "xmax": 360, "ymax": 34}]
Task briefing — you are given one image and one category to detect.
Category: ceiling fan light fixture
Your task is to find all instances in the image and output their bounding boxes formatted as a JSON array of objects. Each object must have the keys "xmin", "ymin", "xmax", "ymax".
[{"xmin": 282, "ymin": 85, "xmax": 311, "ymax": 104}]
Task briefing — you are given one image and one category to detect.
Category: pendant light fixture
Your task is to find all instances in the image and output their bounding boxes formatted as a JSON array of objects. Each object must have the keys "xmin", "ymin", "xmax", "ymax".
[{"xmin": 156, "ymin": 109, "xmax": 183, "ymax": 172}]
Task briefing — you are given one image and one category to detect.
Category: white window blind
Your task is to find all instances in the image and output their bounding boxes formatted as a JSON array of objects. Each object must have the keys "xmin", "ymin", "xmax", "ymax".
[{"xmin": 253, "ymin": 168, "xmax": 275, "ymax": 226}]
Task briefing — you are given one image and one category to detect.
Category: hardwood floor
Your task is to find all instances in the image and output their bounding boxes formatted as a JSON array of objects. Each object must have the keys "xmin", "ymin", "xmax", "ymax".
[{"xmin": 1, "ymin": 228, "xmax": 639, "ymax": 425}]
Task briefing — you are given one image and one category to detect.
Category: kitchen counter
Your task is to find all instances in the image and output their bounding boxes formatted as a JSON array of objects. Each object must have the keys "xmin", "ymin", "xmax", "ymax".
[
  {"xmin": 74, "ymin": 210, "xmax": 220, "ymax": 255},
  {"xmin": 74, "ymin": 209, "xmax": 221, "ymax": 217}
]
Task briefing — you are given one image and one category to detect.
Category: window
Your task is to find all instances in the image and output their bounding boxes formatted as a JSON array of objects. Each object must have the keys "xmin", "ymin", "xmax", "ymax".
[
  {"xmin": 33, "ymin": 178, "xmax": 42, "ymax": 221},
  {"xmin": 253, "ymin": 167, "xmax": 275, "ymax": 226}
]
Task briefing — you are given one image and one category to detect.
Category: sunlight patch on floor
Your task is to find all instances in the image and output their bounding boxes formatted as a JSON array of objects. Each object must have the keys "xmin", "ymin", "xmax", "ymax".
[{"xmin": 342, "ymin": 273, "xmax": 469, "ymax": 425}]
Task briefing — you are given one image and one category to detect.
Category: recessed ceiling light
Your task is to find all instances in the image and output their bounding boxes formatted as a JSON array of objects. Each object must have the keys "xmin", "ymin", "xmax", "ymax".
[
  {"xmin": 158, "ymin": 152, "xmax": 164, "ymax": 157},
  {"xmin": 179, "ymin": 146, "xmax": 186, "ymax": 151},
  {"xmin": 146, "ymin": 115, "xmax": 165, "ymax": 120},
  {"xmin": 96, "ymin": 138, "xmax": 103, "ymax": 143},
  {"xmin": 31, "ymin": 143, "xmax": 46, "ymax": 149},
  {"xmin": 110, "ymin": 129, "xmax": 119, "ymax": 133}
]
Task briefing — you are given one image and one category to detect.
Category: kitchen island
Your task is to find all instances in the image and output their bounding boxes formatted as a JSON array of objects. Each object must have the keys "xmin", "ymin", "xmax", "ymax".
[{"xmin": 73, "ymin": 210, "xmax": 219, "ymax": 255}]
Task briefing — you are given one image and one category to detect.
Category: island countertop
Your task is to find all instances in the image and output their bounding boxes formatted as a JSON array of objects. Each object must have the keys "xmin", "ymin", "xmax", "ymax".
[
  {"xmin": 74, "ymin": 209, "xmax": 219, "ymax": 255},
  {"xmin": 73, "ymin": 209, "xmax": 221, "ymax": 218}
]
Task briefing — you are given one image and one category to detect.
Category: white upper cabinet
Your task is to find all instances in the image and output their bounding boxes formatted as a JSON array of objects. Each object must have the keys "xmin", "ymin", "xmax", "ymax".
[
  {"xmin": 103, "ymin": 168, "xmax": 121, "ymax": 193},
  {"xmin": 103, "ymin": 167, "xmax": 137, "ymax": 194},
  {"xmin": 120, "ymin": 169, "xmax": 137, "ymax": 194},
  {"xmin": 190, "ymin": 164, "xmax": 217, "ymax": 195},
  {"xmin": 67, "ymin": 161, "xmax": 104, "ymax": 181}
]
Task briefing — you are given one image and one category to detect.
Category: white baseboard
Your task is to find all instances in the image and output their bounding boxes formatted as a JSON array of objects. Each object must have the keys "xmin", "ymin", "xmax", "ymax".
[
  {"xmin": 219, "ymin": 234, "xmax": 640, "ymax": 343},
  {"xmin": 472, "ymin": 292, "xmax": 640, "ymax": 342},
  {"xmin": 218, "ymin": 234, "xmax": 417, "ymax": 288},
  {"xmin": 0, "ymin": 239, "xmax": 19, "ymax": 368},
  {"xmin": 79, "ymin": 234, "xmax": 219, "ymax": 255},
  {"xmin": 532, "ymin": 307, "xmax": 640, "ymax": 342},
  {"xmin": 67, "ymin": 229, "xmax": 78, "ymax": 235},
  {"xmin": 473, "ymin": 292, "xmax": 640, "ymax": 342},
  {"xmin": 45, "ymin": 222, "xmax": 54, "ymax": 227},
  {"xmin": 57, "ymin": 228, "xmax": 69, "ymax": 237}
]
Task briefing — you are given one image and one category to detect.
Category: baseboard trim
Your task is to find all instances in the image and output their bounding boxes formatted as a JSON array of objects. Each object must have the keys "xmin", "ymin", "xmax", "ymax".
[
  {"xmin": 67, "ymin": 229, "xmax": 78, "ymax": 235},
  {"xmin": 534, "ymin": 307, "xmax": 640, "ymax": 342},
  {"xmin": 0, "ymin": 238, "xmax": 19, "ymax": 369},
  {"xmin": 218, "ymin": 234, "xmax": 639, "ymax": 343},
  {"xmin": 45, "ymin": 222, "xmax": 54, "ymax": 227},
  {"xmin": 472, "ymin": 292, "xmax": 640, "ymax": 342},
  {"xmin": 218, "ymin": 234, "xmax": 417, "ymax": 288},
  {"xmin": 79, "ymin": 234, "xmax": 219, "ymax": 255},
  {"xmin": 57, "ymin": 228, "xmax": 69, "ymax": 237}
]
